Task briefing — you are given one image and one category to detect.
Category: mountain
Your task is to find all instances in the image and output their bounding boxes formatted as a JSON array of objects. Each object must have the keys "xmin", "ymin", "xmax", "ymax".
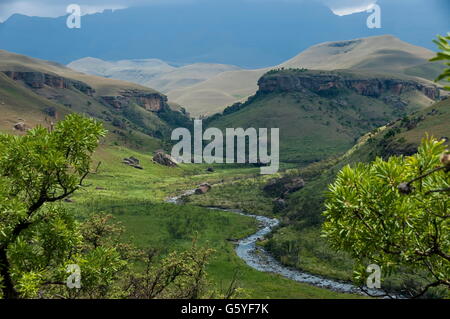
[
  {"xmin": 171, "ymin": 35, "xmax": 444, "ymax": 116},
  {"xmin": 68, "ymin": 58, "xmax": 241, "ymax": 94},
  {"xmin": 206, "ymin": 68, "xmax": 441, "ymax": 164},
  {"xmin": 0, "ymin": 0, "xmax": 447, "ymax": 68},
  {"xmin": 67, "ymin": 58, "xmax": 176, "ymax": 84},
  {"xmin": 0, "ymin": 50, "xmax": 191, "ymax": 151}
]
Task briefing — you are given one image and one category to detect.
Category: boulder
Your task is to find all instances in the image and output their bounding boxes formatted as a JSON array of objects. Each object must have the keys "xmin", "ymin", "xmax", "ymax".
[
  {"xmin": 195, "ymin": 183, "xmax": 212, "ymax": 195},
  {"xmin": 122, "ymin": 156, "xmax": 143, "ymax": 169},
  {"xmin": 14, "ymin": 122, "xmax": 29, "ymax": 132},
  {"xmin": 153, "ymin": 151, "xmax": 178, "ymax": 167}
]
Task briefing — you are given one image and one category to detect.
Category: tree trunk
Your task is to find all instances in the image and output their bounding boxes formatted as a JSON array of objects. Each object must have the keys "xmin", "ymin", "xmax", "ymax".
[{"xmin": 0, "ymin": 247, "xmax": 18, "ymax": 299}]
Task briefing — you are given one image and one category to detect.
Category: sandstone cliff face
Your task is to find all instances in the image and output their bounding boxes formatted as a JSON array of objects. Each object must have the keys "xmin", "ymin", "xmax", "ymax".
[
  {"xmin": 3, "ymin": 70, "xmax": 169, "ymax": 113},
  {"xmin": 100, "ymin": 89, "xmax": 168, "ymax": 112},
  {"xmin": 258, "ymin": 72, "xmax": 440, "ymax": 100},
  {"xmin": 2, "ymin": 71, "xmax": 95, "ymax": 96}
]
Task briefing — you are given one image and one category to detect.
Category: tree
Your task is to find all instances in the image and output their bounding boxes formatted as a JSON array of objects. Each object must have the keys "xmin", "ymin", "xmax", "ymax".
[
  {"xmin": 0, "ymin": 114, "xmax": 241, "ymax": 299},
  {"xmin": 0, "ymin": 114, "xmax": 106, "ymax": 298},
  {"xmin": 322, "ymin": 137, "xmax": 449, "ymax": 297},
  {"xmin": 430, "ymin": 33, "xmax": 450, "ymax": 91}
]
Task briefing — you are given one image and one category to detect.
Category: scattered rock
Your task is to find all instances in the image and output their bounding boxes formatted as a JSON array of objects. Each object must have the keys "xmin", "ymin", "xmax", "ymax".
[
  {"xmin": 153, "ymin": 151, "xmax": 178, "ymax": 167},
  {"xmin": 195, "ymin": 183, "xmax": 212, "ymax": 195},
  {"xmin": 14, "ymin": 122, "xmax": 29, "ymax": 132},
  {"xmin": 123, "ymin": 156, "xmax": 143, "ymax": 169}
]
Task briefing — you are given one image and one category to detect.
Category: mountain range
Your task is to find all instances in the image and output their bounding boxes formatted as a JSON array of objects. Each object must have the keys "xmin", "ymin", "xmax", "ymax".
[
  {"xmin": 0, "ymin": 0, "xmax": 448, "ymax": 68},
  {"xmin": 68, "ymin": 58, "xmax": 241, "ymax": 94},
  {"xmin": 0, "ymin": 50, "xmax": 191, "ymax": 152},
  {"xmin": 0, "ymin": 35, "xmax": 448, "ymax": 166},
  {"xmin": 69, "ymin": 35, "xmax": 446, "ymax": 117}
]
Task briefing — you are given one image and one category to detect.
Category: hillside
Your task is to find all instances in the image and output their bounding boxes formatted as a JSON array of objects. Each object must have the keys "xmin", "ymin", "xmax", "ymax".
[
  {"xmin": 168, "ymin": 35, "xmax": 445, "ymax": 116},
  {"xmin": 68, "ymin": 58, "xmax": 241, "ymax": 94},
  {"xmin": 206, "ymin": 68, "xmax": 440, "ymax": 164},
  {"xmin": 283, "ymin": 96, "xmax": 450, "ymax": 225},
  {"xmin": 0, "ymin": 50, "xmax": 191, "ymax": 151},
  {"xmin": 243, "ymin": 96, "xmax": 449, "ymax": 296}
]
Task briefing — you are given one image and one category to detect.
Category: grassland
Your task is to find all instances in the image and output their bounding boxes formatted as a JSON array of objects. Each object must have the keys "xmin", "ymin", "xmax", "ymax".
[
  {"xmin": 62, "ymin": 146, "xmax": 359, "ymax": 299},
  {"xmin": 207, "ymin": 77, "xmax": 433, "ymax": 164}
]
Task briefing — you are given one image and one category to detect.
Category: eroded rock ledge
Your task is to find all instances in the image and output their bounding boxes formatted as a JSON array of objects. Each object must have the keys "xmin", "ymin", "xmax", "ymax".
[{"xmin": 258, "ymin": 71, "xmax": 440, "ymax": 100}]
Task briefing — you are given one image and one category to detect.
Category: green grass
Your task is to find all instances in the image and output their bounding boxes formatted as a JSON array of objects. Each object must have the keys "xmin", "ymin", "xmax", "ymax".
[
  {"xmin": 186, "ymin": 176, "xmax": 275, "ymax": 216},
  {"xmin": 260, "ymin": 98, "xmax": 450, "ymax": 297},
  {"xmin": 61, "ymin": 146, "xmax": 360, "ymax": 298},
  {"xmin": 207, "ymin": 70, "xmax": 434, "ymax": 164},
  {"xmin": 265, "ymin": 226, "xmax": 354, "ymax": 282}
]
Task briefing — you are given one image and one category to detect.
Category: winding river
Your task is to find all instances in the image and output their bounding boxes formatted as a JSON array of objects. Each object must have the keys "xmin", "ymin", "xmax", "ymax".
[{"xmin": 166, "ymin": 189, "xmax": 386, "ymax": 297}]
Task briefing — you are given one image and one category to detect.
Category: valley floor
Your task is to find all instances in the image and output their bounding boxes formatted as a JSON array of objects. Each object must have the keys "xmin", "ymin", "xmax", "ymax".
[{"xmin": 65, "ymin": 145, "xmax": 362, "ymax": 299}]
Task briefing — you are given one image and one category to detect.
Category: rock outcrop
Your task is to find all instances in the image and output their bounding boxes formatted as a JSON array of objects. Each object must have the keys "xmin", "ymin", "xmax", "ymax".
[
  {"xmin": 258, "ymin": 71, "xmax": 440, "ymax": 100},
  {"xmin": 2, "ymin": 71, "xmax": 168, "ymax": 114},
  {"xmin": 13, "ymin": 122, "xmax": 29, "ymax": 131},
  {"xmin": 195, "ymin": 183, "xmax": 212, "ymax": 195},
  {"xmin": 123, "ymin": 156, "xmax": 143, "ymax": 169},
  {"xmin": 101, "ymin": 89, "xmax": 168, "ymax": 112},
  {"xmin": 2, "ymin": 71, "xmax": 95, "ymax": 95},
  {"xmin": 152, "ymin": 151, "xmax": 178, "ymax": 167}
]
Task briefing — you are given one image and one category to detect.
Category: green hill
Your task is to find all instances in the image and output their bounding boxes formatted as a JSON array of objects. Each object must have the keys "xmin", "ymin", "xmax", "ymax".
[
  {"xmin": 0, "ymin": 50, "xmax": 191, "ymax": 151},
  {"xmin": 207, "ymin": 68, "xmax": 440, "ymax": 164},
  {"xmin": 168, "ymin": 35, "xmax": 444, "ymax": 116},
  {"xmin": 257, "ymin": 97, "xmax": 450, "ymax": 296}
]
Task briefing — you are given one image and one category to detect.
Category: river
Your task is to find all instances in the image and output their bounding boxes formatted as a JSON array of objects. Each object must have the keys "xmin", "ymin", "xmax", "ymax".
[{"xmin": 166, "ymin": 189, "xmax": 388, "ymax": 297}]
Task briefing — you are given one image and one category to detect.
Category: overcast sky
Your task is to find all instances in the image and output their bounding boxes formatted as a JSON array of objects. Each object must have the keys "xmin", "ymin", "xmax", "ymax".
[{"xmin": 0, "ymin": 0, "xmax": 378, "ymax": 22}]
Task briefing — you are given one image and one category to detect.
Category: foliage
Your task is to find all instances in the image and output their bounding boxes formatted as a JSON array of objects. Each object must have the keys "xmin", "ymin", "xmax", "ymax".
[
  {"xmin": 322, "ymin": 137, "xmax": 450, "ymax": 297},
  {"xmin": 0, "ymin": 114, "xmax": 106, "ymax": 298},
  {"xmin": 430, "ymin": 33, "xmax": 450, "ymax": 90},
  {"xmin": 125, "ymin": 239, "xmax": 217, "ymax": 299}
]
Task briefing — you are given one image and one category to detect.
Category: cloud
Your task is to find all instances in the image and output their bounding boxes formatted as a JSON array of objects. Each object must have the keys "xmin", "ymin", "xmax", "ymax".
[
  {"xmin": 0, "ymin": 0, "xmax": 183, "ymax": 22},
  {"xmin": 0, "ymin": 0, "xmax": 377, "ymax": 22},
  {"xmin": 322, "ymin": 0, "xmax": 378, "ymax": 16}
]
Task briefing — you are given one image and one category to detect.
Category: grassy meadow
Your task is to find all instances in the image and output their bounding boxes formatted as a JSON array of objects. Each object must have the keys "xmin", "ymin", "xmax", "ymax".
[{"xmin": 62, "ymin": 145, "xmax": 361, "ymax": 298}]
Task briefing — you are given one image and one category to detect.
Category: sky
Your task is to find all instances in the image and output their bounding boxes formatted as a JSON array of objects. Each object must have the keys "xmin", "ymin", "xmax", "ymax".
[{"xmin": 0, "ymin": 0, "xmax": 379, "ymax": 22}]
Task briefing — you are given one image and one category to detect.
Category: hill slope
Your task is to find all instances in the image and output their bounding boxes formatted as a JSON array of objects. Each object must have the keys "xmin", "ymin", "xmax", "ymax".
[
  {"xmin": 68, "ymin": 58, "xmax": 241, "ymax": 94},
  {"xmin": 0, "ymin": 50, "xmax": 191, "ymax": 151},
  {"xmin": 206, "ymin": 68, "xmax": 440, "ymax": 164},
  {"xmin": 282, "ymin": 96, "xmax": 450, "ymax": 227},
  {"xmin": 168, "ymin": 35, "xmax": 444, "ymax": 116},
  {"xmin": 258, "ymin": 97, "xmax": 450, "ymax": 296}
]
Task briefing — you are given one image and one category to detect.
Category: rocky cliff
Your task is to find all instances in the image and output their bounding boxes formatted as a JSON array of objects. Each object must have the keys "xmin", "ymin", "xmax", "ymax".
[
  {"xmin": 2, "ymin": 71, "xmax": 170, "ymax": 113},
  {"xmin": 2, "ymin": 71, "xmax": 95, "ymax": 96},
  {"xmin": 100, "ymin": 89, "xmax": 168, "ymax": 112},
  {"xmin": 258, "ymin": 70, "xmax": 440, "ymax": 100}
]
